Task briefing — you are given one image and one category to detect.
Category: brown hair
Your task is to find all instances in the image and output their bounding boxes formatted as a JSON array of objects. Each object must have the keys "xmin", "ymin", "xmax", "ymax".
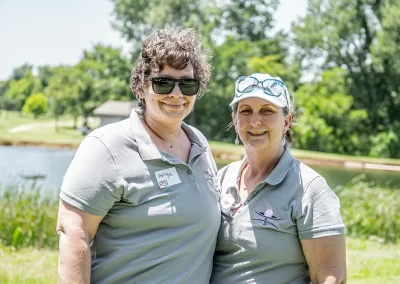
[
  {"xmin": 282, "ymin": 105, "xmax": 296, "ymax": 146},
  {"xmin": 130, "ymin": 28, "xmax": 211, "ymax": 105}
]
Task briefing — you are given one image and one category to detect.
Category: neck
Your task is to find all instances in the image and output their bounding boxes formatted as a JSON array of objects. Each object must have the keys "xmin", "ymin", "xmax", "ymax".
[
  {"xmin": 142, "ymin": 112, "xmax": 183, "ymax": 143},
  {"xmin": 244, "ymin": 145, "xmax": 285, "ymax": 180}
]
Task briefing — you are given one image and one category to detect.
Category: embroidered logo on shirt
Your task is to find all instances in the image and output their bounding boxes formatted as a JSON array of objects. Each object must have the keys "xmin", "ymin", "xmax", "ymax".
[
  {"xmin": 251, "ymin": 199, "xmax": 282, "ymax": 229},
  {"xmin": 203, "ymin": 167, "xmax": 215, "ymax": 182}
]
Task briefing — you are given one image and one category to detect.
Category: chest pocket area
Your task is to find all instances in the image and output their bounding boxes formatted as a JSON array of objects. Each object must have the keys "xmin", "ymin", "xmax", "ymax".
[
  {"xmin": 123, "ymin": 169, "xmax": 185, "ymax": 206},
  {"xmin": 194, "ymin": 155, "xmax": 218, "ymax": 196}
]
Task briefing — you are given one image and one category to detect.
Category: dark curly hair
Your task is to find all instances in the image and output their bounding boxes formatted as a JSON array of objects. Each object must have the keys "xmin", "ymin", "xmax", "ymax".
[{"xmin": 130, "ymin": 28, "xmax": 211, "ymax": 109}]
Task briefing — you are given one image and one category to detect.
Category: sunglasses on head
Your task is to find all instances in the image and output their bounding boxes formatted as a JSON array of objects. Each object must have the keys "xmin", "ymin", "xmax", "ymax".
[
  {"xmin": 145, "ymin": 77, "xmax": 200, "ymax": 96},
  {"xmin": 236, "ymin": 76, "xmax": 285, "ymax": 98}
]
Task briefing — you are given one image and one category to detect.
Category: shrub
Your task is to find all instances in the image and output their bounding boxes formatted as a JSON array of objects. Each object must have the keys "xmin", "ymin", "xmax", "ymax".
[
  {"xmin": 336, "ymin": 176, "xmax": 400, "ymax": 244},
  {"xmin": 0, "ymin": 188, "xmax": 58, "ymax": 250},
  {"xmin": 22, "ymin": 92, "xmax": 48, "ymax": 118}
]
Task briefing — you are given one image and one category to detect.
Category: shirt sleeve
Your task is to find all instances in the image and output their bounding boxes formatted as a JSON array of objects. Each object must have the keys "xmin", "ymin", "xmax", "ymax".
[
  {"xmin": 60, "ymin": 136, "xmax": 123, "ymax": 216},
  {"xmin": 296, "ymin": 176, "xmax": 346, "ymax": 239}
]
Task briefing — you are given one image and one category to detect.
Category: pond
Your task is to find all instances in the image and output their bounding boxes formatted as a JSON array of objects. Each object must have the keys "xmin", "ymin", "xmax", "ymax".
[
  {"xmin": 0, "ymin": 146, "xmax": 399, "ymax": 194},
  {"xmin": 0, "ymin": 146, "xmax": 75, "ymax": 197}
]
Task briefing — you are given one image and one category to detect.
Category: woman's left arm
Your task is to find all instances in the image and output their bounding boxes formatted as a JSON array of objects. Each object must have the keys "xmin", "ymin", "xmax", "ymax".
[{"xmin": 301, "ymin": 235, "xmax": 347, "ymax": 284}]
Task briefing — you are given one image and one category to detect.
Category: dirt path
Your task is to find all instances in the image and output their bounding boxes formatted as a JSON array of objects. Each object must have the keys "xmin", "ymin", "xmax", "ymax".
[
  {"xmin": 8, "ymin": 122, "xmax": 73, "ymax": 134},
  {"xmin": 7, "ymin": 118, "xmax": 99, "ymax": 134}
]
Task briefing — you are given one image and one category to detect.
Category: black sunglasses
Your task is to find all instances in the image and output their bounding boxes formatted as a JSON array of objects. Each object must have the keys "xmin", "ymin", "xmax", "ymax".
[{"xmin": 144, "ymin": 77, "xmax": 200, "ymax": 96}]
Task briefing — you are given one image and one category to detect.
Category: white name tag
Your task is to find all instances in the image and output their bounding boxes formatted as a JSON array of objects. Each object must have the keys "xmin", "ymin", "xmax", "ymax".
[{"xmin": 155, "ymin": 167, "xmax": 181, "ymax": 189}]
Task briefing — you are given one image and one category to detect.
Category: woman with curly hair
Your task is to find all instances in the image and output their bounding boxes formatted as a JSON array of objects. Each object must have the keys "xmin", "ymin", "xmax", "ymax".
[{"xmin": 56, "ymin": 28, "xmax": 220, "ymax": 284}]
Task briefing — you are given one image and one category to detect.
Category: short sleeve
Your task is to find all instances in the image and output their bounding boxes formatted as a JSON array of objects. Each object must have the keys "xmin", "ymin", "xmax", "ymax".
[
  {"xmin": 60, "ymin": 136, "xmax": 123, "ymax": 216},
  {"xmin": 296, "ymin": 176, "xmax": 345, "ymax": 239}
]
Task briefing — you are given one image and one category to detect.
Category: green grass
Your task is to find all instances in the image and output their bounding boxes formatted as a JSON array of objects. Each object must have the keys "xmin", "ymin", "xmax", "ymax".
[
  {"xmin": 0, "ymin": 245, "xmax": 58, "ymax": 284},
  {"xmin": 0, "ymin": 111, "xmax": 97, "ymax": 147},
  {"xmin": 347, "ymin": 238, "xmax": 400, "ymax": 283},
  {"xmin": 0, "ymin": 239, "xmax": 399, "ymax": 283}
]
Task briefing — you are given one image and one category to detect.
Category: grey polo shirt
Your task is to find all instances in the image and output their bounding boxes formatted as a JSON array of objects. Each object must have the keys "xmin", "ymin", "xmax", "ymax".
[
  {"xmin": 60, "ymin": 110, "xmax": 221, "ymax": 284},
  {"xmin": 211, "ymin": 147, "xmax": 345, "ymax": 284}
]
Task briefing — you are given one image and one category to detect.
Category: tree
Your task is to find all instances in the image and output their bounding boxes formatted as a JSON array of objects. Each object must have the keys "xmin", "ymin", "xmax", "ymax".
[
  {"xmin": 212, "ymin": 0, "xmax": 279, "ymax": 42},
  {"xmin": 10, "ymin": 64, "xmax": 33, "ymax": 81},
  {"xmin": 82, "ymin": 44, "xmax": 132, "ymax": 100},
  {"xmin": 294, "ymin": 68, "xmax": 369, "ymax": 154},
  {"xmin": 111, "ymin": 0, "xmax": 218, "ymax": 52},
  {"xmin": 44, "ymin": 66, "xmax": 77, "ymax": 130},
  {"xmin": 45, "ymin": 59, "xmax": 127, "ymax": 127},
  {"xmin": 37, "ymin": 66, "xmax": 56, "ymax": 89},
  {"xmin": 5, "ymin": 71, "xmax": 41, "ymax": 111},
  {"xmin": 292, "ymin": 0, "xmax": 400, "ymax": 141},
  {"xmin": 291, "ymin": 0, "xmax": 400, "ymax": 157},
  {"xmin": 0, "ymin": 80, "xmax": 10, "ymax": 117},
  {"xmin": 22, "ymin": 92, "xmax": 48, "ymax": 118}
]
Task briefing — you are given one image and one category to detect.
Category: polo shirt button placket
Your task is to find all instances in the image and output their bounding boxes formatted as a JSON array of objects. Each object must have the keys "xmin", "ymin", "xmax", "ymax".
[{"xmin": 187, "ymin": 168, "xmax": 195, "ymax": 183}]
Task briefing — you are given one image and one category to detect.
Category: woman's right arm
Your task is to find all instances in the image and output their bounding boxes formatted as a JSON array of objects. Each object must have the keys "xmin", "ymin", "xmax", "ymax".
[{"xmin": 56, "ymin": 200, "xmax": 104, "ymax": 284}]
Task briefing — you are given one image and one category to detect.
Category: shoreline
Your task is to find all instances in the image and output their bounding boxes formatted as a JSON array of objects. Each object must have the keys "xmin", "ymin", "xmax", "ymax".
[
  {"xmin": 2, "ymin": 139, "xmax": 400, "ymax": 172},
  {"xmin": 0, "ymin": 139, "xmax": 79, "ymax": 150}
]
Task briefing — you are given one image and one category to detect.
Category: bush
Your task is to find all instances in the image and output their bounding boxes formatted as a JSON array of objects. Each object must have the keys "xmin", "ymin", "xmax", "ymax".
[
  {"xmin": 369, "ymin": 127, "xmax": 400, "ymax": 159},
  {"xmin": 1, "ymin": 179, "xmax": 399, "ymax": 250},
  {"xmin": 22, "ymin": 92, "xmax": 48, "ymax": 118},
  {"xmin": 0, "ymin": 188, "xmax": 58, "ymax": 250},
  {"xmin": 336, "ymin": 176, "xmax": 400, "ymax": 244}
]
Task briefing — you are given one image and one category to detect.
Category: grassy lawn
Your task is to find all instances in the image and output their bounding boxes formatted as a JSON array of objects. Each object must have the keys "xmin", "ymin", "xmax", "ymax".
[
  {"xmin": 0, "ymin": 246, "xmax": 58, "ymax": 284},
  {"xmin": 0, "ymin": 238, "xmax": 399, "ymax": 283},
  {"xmin": 0, "ymin": 111, "xmax": 97, "ymax": 147}
]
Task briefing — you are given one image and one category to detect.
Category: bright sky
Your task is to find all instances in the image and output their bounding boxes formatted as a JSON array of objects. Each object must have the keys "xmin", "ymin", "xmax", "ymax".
[{"xmin": 0, "ymin": 0, "xmax": 308, "ymax": 81}]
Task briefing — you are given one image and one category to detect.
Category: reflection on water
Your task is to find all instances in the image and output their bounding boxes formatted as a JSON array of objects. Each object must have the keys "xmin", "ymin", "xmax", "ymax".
[{"xmin": 0, "ymin": 146, "xmax": 399, "ymax": 195}]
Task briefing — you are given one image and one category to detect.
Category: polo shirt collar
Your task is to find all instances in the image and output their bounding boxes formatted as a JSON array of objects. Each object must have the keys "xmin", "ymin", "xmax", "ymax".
[
  {"xmin": 129, "ymin": 110, "xmax": 206, "ymax": 161},
  {"xmin": 264, "ymin": 147, "xmax": 294, "ymax": 185},
  {"xmin": 238, "ymin": 146, "xmax": 294, "ymax": 186}
]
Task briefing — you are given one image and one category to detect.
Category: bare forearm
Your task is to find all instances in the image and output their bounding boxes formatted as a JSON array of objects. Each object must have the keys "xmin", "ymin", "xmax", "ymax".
[{"xmin": 58, "ymin": 234, "xmax": 91, "ymax": 284}]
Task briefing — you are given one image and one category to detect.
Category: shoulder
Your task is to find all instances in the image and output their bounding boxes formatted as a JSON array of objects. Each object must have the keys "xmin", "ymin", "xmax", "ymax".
[
  {"xmin": 84, "ymin": 119, "xmax": 135, "ymax": 157},
  {"xmin": 291, "ymin": 160, "xmax": 340, "ymax": 216},
  {"xmin": 187, "ymin": 125, "xmax": 209, "ymax": 147},
  {"xmin": 89, "ymin": 119, "xmax": 130, "ymax": 140},
  {"xmin": 289, "ymin": 159, "xmax": 330, "ymax": 194}
]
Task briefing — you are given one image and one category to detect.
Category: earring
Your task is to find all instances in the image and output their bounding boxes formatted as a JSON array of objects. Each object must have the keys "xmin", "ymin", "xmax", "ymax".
[{"xmin": 235, "ymin": 133, "xmax": 240, "ymax": 145}]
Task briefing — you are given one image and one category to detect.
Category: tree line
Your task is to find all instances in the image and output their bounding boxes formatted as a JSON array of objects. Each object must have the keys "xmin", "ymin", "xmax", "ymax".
[{"xmin": 1, "ymin": 0, "xmax": 399, "ymax": 158}]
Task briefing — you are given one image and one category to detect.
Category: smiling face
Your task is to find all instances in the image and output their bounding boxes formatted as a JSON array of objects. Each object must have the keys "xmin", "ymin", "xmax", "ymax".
[
  {"xmin": 143, "ymin": 65, "xmax": 197, "ymax": 125},
  {"xmin": 233, "ymin": 97, "xmax": 292, "ymax": 152}
]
